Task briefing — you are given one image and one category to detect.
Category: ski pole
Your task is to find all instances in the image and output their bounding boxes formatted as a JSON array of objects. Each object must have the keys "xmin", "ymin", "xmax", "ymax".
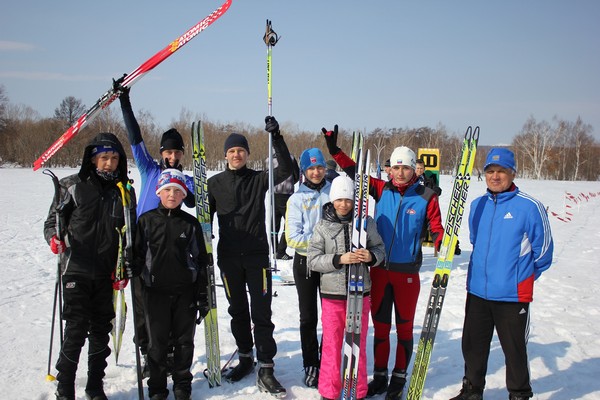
[
  {"xmin": 264, "ymin": 19, "xmax": 280, "ymax": 272},
  {"xmin": 43, "ymin": 169, "xmax": 64, "ymax": 381}
]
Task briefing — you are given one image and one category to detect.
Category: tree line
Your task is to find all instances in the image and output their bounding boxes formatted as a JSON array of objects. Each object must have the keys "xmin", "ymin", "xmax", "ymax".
[{"xmin": 0, "ymin": 85, "xmax": 598, "ymax": 180}]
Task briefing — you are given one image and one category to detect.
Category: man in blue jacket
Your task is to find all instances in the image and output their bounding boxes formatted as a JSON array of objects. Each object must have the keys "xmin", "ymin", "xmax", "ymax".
[{"xmin": 450, "ymin": 148, "xmax": 554, "ymax": 400}]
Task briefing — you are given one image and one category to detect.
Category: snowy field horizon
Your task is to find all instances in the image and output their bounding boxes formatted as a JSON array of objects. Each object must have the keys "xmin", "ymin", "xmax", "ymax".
[{"xmin": 1, "ymin": 166, "xmax": 599, "ymax": 400}]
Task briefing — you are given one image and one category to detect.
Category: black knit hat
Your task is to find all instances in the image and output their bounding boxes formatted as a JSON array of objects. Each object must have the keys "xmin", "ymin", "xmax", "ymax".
[
  {"xmin": 223, "ymin": 132, "xmax": 250, "ymax": 154},
  {"xmin": 160, "ymin": 128, "xmax": 185, "ymax": 153}
]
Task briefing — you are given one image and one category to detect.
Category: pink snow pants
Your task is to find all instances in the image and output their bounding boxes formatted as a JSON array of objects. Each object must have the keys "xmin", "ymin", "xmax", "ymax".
[{"xmin": 319, "ymin": 296, "xmax": 371, "ymax": 399}]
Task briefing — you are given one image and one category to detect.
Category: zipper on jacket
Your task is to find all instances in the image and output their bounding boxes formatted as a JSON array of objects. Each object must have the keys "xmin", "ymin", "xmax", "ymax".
[{"xmin": 384, "ymin": 191, "xmax": 404, "ymax": 270}]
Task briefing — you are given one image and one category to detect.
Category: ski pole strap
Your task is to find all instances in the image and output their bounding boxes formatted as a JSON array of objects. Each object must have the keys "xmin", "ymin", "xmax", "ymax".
[{"xmin": 263, "ymin": 20, "xmax": 280, "ymax": 47}]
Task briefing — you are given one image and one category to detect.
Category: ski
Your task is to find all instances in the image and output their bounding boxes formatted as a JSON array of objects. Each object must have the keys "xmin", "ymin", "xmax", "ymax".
[
  {"xmin": 191, "ymin": 120, "xmax": 222, "ymax": 388},
  {"xmin": 116, "ymin": 181, "xmax": 144, "ymax": 399},
  {"xmin": 33, "ymin": 0, "xmax": 232, "ymax": 171},
  {"xmin": 406, "ymin": 127, "xmax": 479, "ymax": 400},
  {"xmin": 342, "ymin": 142, "xmax": 370, "ymax": 400},
  {"xmin": 111, "ymin": 225, "xmax": 128, "ymax": 365}
]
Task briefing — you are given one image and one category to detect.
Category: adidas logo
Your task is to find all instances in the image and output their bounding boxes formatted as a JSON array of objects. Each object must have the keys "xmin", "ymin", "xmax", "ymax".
[
  {"xmin": 519, "ymin": 308, "xmax": 527, "ymax": 315},
  {"xmin": 504, "ymin": 212, "xmax": 513, "ymax": 219},
  {"xmin": 180, "ymin": 232, "xmax": 187, "ymax": 239}
]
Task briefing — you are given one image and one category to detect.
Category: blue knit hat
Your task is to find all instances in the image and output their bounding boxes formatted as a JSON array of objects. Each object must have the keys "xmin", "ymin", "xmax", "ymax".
[
  {"xmin": 300, "ymin": 148, "xmax": 326, "ymax": 172},
  {"xmin": 484, "ymin": 148, "xmax": 516, "ymax": 172}
]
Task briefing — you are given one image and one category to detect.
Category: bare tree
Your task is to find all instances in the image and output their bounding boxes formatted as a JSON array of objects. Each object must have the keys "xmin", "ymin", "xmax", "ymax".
[
  {"xmin": 512, "ymin": 116, "xmax": 559, "ymax": 179},
  {"xmin": 54, "ymin": 96, "xmax": 86, "ymax": 128},
  {"xmin": 0, "ymin": 85, "xmax": 8, "ymax": 132}
]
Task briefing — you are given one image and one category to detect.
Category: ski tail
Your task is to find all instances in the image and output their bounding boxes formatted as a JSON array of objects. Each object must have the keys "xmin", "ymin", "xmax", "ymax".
[
  {"xmin": 192, "ymin": 121, "xmax": 222, "ymax": 388},
  {"xmin": 32, "ymin": 0, "xmax": 232, "ymax": 171},
  {"xmin": 407, "ymin": 127, "xmax": 479, "ymax": 400}
]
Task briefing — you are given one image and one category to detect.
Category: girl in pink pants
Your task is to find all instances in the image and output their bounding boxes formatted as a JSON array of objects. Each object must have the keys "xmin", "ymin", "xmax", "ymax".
[{"xmin": 307, "ymin": 176, "xmax": 385, "ymax": 400}]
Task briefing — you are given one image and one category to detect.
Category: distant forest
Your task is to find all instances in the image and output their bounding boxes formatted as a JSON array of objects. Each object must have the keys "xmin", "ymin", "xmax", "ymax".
[{"xmin": 1, "ymin": 86, "xmax": 598, "ymax": 181}]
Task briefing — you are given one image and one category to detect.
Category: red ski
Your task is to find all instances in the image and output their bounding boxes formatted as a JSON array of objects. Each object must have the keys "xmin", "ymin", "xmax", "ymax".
[{"xmin": 33, "ymin": 0, "xmax": 232, "ymax": 171}]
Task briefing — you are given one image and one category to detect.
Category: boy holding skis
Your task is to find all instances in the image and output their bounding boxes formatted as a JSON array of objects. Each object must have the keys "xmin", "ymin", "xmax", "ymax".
[
  {"xmin": 44, "ymin": 133, "xmax": 136, "ymax": 400},
  {"xmin": 322, "ymin": 127, "xmax": 444, "ymax": 400},
  {"xmin": 308, "ymin": 176, "xmax": 385, "ymax": 400},
  {"xmin": 132, "ymin": 168, "xmax": 209, "ymax": 400}
]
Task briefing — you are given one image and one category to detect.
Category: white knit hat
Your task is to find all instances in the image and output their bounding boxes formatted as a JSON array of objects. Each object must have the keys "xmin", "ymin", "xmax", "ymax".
[
  {"xmin": 156, "ymin": 168, "xmax": 188, "ymax": 197},
  {"xmin": 329, "ymin": 176, "xmax": 355, "ymax": 202},
  {"xmin": 389, "ymin": 146, "xmax": 416, "ymax": 169}
]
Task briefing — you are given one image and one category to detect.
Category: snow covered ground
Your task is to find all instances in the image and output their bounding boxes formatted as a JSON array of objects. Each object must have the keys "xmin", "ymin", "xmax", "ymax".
[{"xmin": 1, "ymin": 166, "xmax": 599, "ymax": 400}]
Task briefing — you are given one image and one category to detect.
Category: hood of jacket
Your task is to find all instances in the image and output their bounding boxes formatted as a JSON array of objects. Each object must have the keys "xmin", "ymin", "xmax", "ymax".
[{"xmin": 79, "ymin": 132, "xmax": 129, "ymax": 184}]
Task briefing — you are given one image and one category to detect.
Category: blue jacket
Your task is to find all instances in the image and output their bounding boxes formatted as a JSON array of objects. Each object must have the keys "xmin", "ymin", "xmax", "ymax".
[
  {"xmin": 130, "ymin": 141, "xmax": 194, "ymax": 216},
  {"xmin": 468, "ymin": 186, "xmax": 554, "ymax": 302}
]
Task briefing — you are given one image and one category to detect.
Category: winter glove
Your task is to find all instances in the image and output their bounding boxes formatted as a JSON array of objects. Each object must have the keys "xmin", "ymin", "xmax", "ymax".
[
  {"xmin": 50, "ymin": 235, "xmax": 65, "ymax": 254},
  {"xmin": 321, "ymin": 125, "xmax": 341, "ymax": 155},
  {"xmin": 163, "ymin": 158, "xmax": 182, "ymax": 171},
  {"xmin": 196, "ymin": 294, "xmax": 210, "ymax": 325},
  {"xmin": 112, "ymin": 278, "xmax": 129, "ymax": 291},
  {"xmin": 112, "ymin": 73, "xmax": 129, "ymax": 96},
  {"xmin": 265, "ymin": 116, "xmax": 281, "ymax": 139}
]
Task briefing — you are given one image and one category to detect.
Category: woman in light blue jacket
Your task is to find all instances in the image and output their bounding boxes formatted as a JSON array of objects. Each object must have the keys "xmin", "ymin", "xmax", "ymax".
[{"xmin": 285, "ymin": 148, "xmax": 331, "ymax": 388}]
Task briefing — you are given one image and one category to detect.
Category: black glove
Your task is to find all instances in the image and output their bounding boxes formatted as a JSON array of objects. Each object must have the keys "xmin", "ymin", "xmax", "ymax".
[
  {"xmin": 195, "ymin": 297, "xmax": 210, "ymax": 324},
  {"xmin": 123, "ymin": 248, "xmax": 137, "ymax": 278},
  {"xmin": 163, "ymin": 158, "xmax": 182, "ymax": 171},
  {"xmin": 321, "ymin": 125, "xmax": 340, "ymax": 155},
  {"xmin": 265, "ymin": 116, "xmax": 281, "ymax": 139},
  {"xmin": 112, "ymin": 74, "xmax": 130, "ymax": 96}
]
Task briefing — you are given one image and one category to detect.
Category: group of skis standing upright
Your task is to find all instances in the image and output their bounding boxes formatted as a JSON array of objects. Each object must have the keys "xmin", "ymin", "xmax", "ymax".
[{"xmin": 43, "ymin": 83, "xmax": 554, "ymax": 400}]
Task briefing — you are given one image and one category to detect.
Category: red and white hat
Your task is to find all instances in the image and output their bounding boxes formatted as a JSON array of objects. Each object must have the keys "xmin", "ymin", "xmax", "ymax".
[{"xmin": 156, "ymin": 168, "xmax": 187, "ymax": 197}]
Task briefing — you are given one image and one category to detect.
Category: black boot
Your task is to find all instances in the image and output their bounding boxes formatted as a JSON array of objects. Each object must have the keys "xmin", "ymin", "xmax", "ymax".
[
  {"xmin": 55, "ymin": 387, "xmax": 75, "ymax": 400},
  {"xmin": 385, "ymin": 369, "xmax": 406, "ymax": 400},
  {"xmin": 225, "ymin": 353, "xmax": 255, "ymax": 382},
  {"xmin": 304, "ymin": 366, "xmax": 319, "ymax": 388},
  {"xmin": 367, "ymin": 368, "xmax": 388, "ymax": 397},
  {"xmin": 509, "ymin": 395, "xmax": 532, "ymax": 400},
  {"xmin": 449, "ymin": 378, "xmax": 483, "ymax": 400},
  {"xmin": 85, "ymin": 389, "xmax": 108, "ymax": 400},
  {"xmin": 257, "ymin": 363, "xmax": 287, "ymax": 398}
]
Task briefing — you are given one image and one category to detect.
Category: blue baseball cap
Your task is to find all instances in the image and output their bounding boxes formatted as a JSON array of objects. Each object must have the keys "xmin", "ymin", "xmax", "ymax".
[{"xmin": 484, "ymin": 148, "xmax": 516, "ymax": 172}]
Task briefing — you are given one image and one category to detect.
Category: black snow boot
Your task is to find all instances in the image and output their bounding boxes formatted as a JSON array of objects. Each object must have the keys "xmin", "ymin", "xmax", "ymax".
[
  {"xmin": 56, "ymin": 382, "xmax": 75, "ymax": 400},
  {"xmin": 85, "ymin": 388, "xmax": 108, "ymax": 400},
  {"xmin": 367, "ymin": 368, "xmax": 388, "ymax": 397},
  {"xmin": 509, "ymin": 395, "xmax": 532, "ymax": 400},
  {"xmin": 385, "ymin": 369, "xmax": 406, "ymax": 400},
  {"xmin": 257, "ymin": 363, "xmax": 287, "ymax": 398},
  {"xmin": 225, "ymin": 353, "xmax": 255, "ymax": 382},
  {"xmin": 304, "ymin": 365, "xmax": 319, "ymax": 388},
  {"xmin": 449, "ymin": 378, "xmax": 483, "ymax": 400}
]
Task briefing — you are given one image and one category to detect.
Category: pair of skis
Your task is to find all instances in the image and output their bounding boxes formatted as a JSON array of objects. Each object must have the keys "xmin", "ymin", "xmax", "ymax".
[
  {"xmin": 191, "ymin": 121, "xmax": 222, "ymax": 388},
  {"xmin": 33, "ymin": 0, "xmax": 232, "ymax": 171},
  {"xmin": 341, "ymin": 139, "xmax": 371, "ymax": 400},
  {"xmin": 406, "ymin": 127, "xmax": 479, "ymax": 400}
]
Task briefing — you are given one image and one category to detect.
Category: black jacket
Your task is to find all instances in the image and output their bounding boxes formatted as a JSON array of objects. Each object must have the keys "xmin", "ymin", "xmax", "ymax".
[
  {"xmin": 207, "ymin": 135, "xmax": 292, "ymax": 257},
  {"xmin": 134, "ymin": 204, "xmax": 208, "ymax": 294},
  {"xmin": 43, "ymin": 132, "xmax": 136, "ymax": 279}
]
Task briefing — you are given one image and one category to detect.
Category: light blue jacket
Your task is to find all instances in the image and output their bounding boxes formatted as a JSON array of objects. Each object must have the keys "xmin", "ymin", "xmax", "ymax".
[
  {"xmin": 285, "ymin": 182, "xmax": 331, "ymax": 256},
  {"xmin": 468, "ymin": 186, "xmax": 554, "ymax": 302}
]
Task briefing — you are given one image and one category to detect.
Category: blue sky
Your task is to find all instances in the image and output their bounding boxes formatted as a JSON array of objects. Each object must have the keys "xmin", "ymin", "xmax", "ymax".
[{"xmin": 1, "ymin": 1, "xmax": 599, "ymax": 145}]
